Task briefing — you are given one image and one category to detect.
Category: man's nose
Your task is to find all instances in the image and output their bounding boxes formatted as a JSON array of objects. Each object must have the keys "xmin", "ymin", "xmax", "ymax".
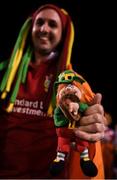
[{"xmin": 40, "ymin": 23, "xmax": 49, "ymax": 32}]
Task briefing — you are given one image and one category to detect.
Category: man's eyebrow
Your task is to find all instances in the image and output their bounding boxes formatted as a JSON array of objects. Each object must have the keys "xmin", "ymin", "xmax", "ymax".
[{"xmin": 49, "ymin": 19, "xmax": 58, "ymax": 23}]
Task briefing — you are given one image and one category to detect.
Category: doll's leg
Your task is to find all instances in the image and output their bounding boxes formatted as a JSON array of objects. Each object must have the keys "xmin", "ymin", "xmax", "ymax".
[
  {"xmin": 50, "ymin": 129, "xmax": 71, "ymax": 176},
  {"xmin": 75, "ymin": 139, "xmax": 98, "ymax": 177},
  {"xmin": 55, "ymin": 127, "xmax": 73, "ymax": 161},
  {"xmin": 57, "ymin": 136, "xmax": 71, "ymax": 153},
  {"xmin": 76, "ymin": 139, "xmax": 90, "ymax": 160}
]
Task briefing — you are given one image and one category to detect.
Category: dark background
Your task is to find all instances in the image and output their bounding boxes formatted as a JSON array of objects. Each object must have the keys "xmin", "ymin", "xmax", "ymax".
[{"xmin": 0, "ymin": 0, "xmax": 116, "ymax": 127}]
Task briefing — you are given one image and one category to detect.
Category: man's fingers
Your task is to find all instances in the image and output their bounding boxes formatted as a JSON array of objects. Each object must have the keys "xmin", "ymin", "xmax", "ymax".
[
  {"xmin": 79, "ymin": 113, "xmax": 104, "ymax": 125},
  {"xmin": 74, "ymin": 129, "xmax": 105, "ymax": 142},
  {"xmin": 89, "ymin": 93, "xmax": 102, "ymax": 105},
  {"xmin": 84, "ymin": 104, "xmax": 104, "ymax": 116},
  {"xmin": 77, "ymin": 123, "xmax": 106, "ymax": 133}
]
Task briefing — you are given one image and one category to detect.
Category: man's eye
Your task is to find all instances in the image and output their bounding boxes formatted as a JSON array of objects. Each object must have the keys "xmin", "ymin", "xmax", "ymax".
[
  {"xmin": 49, "ymin": 21, "xmax": 57, "ymax": 28},
  {"xmin": 36, "ymin": 19, "xmax": 44, "ymax": 26}
]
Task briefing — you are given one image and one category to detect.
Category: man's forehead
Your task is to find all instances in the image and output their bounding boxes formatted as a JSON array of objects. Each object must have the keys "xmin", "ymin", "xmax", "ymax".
[{"xmin": 36, "ymin": 8, "xmax": 61, "ymax": 20}]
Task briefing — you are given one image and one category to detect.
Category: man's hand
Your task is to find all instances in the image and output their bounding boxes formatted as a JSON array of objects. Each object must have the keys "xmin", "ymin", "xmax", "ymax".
[{"xmin": 73, "ymin": 93, "xmax": 106, "ymax": 142}]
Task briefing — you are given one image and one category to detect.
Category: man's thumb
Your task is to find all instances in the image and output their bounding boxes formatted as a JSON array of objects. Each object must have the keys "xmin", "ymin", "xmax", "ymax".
[{"xmin": 90, "ymin": 93, "xmax": 102, "ymax": 105}]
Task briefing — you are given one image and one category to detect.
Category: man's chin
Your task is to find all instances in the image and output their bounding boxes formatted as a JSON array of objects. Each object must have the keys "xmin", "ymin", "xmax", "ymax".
[{"xmin": 38, "ymin": 48, "xmax": 52, "ymax": 56}]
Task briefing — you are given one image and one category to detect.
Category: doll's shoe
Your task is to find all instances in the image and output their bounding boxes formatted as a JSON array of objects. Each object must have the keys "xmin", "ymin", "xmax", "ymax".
[
  {"xmin": 49, "ymin": 159, "xmax": 65, "ymax": 176},
  {"xmin": 80, "ymin": 158, "xmax": 98, "ymax": 177}
]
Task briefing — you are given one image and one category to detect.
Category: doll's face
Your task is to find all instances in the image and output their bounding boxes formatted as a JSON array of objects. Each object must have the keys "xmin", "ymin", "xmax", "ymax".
[
  {"xmin": 57, "ymin": 84, "xmax": 82, "ymax": 101},
  {"xmin": 57, "ymin": 84, "xmax": 82, "ymax": 120}
]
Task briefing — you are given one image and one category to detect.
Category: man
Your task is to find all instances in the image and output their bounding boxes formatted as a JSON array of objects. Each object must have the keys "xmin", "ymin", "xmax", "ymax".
[{"xmin": 0, "ymin": 4, "xmax": 105, "ymax": 179}]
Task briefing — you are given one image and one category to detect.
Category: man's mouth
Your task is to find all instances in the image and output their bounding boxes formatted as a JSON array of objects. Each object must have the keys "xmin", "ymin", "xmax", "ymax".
[
  {"xmin": 39, "ymin": 36, "xmax": 48, "ymax": 40},
  {"xmin": 39, "ymin": 36, "xmax": 49, "ymax": 44}
]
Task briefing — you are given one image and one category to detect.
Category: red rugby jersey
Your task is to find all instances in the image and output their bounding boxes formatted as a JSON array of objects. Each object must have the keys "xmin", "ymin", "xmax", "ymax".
[{"xmin": 0, "ymin": 59, "xmax": 64, "ymax": 179}]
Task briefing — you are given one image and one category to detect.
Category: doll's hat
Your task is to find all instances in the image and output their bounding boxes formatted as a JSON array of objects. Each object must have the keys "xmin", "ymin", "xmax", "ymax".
[
  {"xmin": 54, "ymin": 70, "xmax": 95, "ymax": 104},
  {"xmin": 54, "ymin": 70, "xmax": 85, "ymax": 95},
  {"xmin": 54, "ymin": 70, "xmax": 85, "ymax": 85}
]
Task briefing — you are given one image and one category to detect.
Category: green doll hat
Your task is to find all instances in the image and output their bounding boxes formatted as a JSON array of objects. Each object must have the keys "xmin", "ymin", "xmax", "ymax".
[
  {"xmin": 55, "ymin": 70, "xmax": 85, "ymax": 85},
  {"xmin": 54, "ymin": 70, "xmax": 85, "ymax": 96},
  {"xmin": 54, "ymin": 70, "xmax": 95, "ymax": 105}
]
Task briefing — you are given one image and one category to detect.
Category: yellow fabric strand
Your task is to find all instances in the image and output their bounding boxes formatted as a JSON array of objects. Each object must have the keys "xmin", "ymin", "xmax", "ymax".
[
  {"xmin": 1, "ymin": 91, "xmax": 7, "ymax": 99},
  {"xmin": 47, "ymin": 103, "xmax": 53, "ymax": 117},
  {"xmin": 6, "ymin": 103, "xmax": 14, "ymax": 113},
  {"xmin": 5, "ymin": 29, "xmax": 28, "ymax": 92},
  {"xmin": 66, "ymin": 22, "xmax": 74, "ymax": 67}
]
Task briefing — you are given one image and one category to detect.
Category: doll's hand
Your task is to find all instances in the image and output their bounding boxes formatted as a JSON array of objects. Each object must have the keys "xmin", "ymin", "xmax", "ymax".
[{"xmin": 74, "ymin": 93, "xmax": 106, "ymax": 142}]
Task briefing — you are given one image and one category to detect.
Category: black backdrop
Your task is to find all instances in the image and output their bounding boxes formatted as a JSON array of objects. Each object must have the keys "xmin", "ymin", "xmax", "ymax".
[{"xmin": 0, "ymin": 0, "xmax": 116, "ymax": 127}]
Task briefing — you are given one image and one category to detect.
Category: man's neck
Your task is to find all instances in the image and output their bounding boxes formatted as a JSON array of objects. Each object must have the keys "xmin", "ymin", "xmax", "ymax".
[{"xmin": 32, "ymin": 51, "xmax": 58, "ymax": 66}]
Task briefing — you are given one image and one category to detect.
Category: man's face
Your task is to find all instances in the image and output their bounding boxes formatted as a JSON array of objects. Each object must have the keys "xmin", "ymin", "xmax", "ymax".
[{"xmin": 32, "ymin": 8, "xmax": 62, "ymax": 55}]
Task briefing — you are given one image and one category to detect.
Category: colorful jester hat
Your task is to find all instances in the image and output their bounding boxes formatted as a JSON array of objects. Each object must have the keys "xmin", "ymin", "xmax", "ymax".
[
  {"xmin": 54, "ymin": 70, "xmax": 95, "ymax": 103},
  {"xmin": 0, "ymin": 4, "xmax": 74, "ymax": 113}
]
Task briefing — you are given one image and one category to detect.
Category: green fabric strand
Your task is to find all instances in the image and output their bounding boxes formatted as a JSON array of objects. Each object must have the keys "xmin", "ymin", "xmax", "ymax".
[
  {"xmin": 8, "ymin": 17, "xmax": 32, "ymax": 70},
  {"xmin": 9, "ymin": 46, "xmax": 32, "ymax": 103},
  {"xmin": 22, "ymin": 46, "xmax": 32, "ymax": 83},
  {"xmin": 9, "ymin": 59, "xmax": 24, "ymax": 103},
  {"xmin": 0, "ymin": 60, "xmax": 8, "ymax": 71},
  {"xmin": 0, "ymin": 17, "xmax": 32, "ymax": 92}
]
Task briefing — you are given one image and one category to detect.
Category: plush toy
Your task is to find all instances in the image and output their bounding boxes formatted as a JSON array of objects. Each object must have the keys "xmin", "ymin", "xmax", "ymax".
[{"xmin": 50, "ymin": 70, "xmax": 98, "ymax": 177}]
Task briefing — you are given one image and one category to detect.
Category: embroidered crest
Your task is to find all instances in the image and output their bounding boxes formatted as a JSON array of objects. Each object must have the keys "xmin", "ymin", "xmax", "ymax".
[{"xmin": 44, "ymin": 74, "xmax": 53, "ymax": 92}]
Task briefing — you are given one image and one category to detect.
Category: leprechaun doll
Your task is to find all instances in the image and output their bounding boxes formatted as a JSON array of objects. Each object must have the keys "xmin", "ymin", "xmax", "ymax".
[{"xmin": 50, "ymin": 70, "xmax": 98, "ymax": 177}]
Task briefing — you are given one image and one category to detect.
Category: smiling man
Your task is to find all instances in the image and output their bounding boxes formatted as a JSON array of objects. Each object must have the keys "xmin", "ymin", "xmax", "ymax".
[{"xmin": 0, "ymin": 4, "xmax": 105, "ymax": 179}]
